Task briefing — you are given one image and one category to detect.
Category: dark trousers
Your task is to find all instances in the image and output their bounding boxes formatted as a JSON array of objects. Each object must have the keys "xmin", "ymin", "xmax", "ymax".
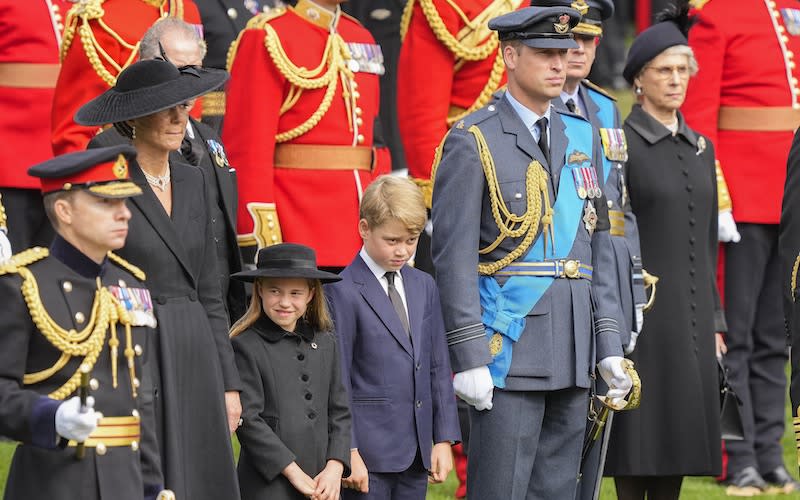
[
  {"xmin": 614, "ymin": 475, "xmax": 683, "ymax": 500},
  {"xmin": 468, "ymin": 387, "xmax": 588, "ymax": 500},
  {"xmin": 342, "ymin": 453, "xmax": 428, "ymax": 500},
  {"xmin": 724, "ymin": 223, "xmax": 787, "ymax": 474},
  {"xmin": 0, "ymin": 188, "xmax": 53, "ymax": 250}
]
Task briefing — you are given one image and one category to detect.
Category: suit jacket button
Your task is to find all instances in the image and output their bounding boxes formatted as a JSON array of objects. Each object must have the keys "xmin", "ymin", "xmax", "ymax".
[{"xmin": 416, "ymin": 400, "xmax": 422, "ymax": 408}]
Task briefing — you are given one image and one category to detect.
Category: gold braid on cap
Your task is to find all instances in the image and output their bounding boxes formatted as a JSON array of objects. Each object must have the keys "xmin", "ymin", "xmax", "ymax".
[
  {"xmin": 466, "ymin": 126, "xmax": 553, "ymax": 275},
  {"xmin": 61, "ymin": 0, "xmax": 186, "ymax": 85}
]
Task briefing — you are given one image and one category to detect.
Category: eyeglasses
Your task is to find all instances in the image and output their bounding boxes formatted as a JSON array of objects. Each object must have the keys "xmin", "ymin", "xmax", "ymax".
[{"xmin": 645, "ymin": 64, "xmax": 690, "ymax": 80}]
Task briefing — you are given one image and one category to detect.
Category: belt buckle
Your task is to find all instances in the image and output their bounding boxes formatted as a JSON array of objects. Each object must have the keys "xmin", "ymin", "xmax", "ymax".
[{"xmin": 562, "ymin": 259, "xmax": 580, "ymax": 279}]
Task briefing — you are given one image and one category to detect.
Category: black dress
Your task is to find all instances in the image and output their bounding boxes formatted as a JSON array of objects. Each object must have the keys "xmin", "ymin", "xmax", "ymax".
[
  {"xmin": 605, "ymin": 105, "xmax": 726, "ymax": 476},
  {"xmin": 116, "ymin": 159, "xmax": 241, "ymax": 498},
  {"xmin": 233, "ymin": 315, "xmax": 351, "ymax": 500}
]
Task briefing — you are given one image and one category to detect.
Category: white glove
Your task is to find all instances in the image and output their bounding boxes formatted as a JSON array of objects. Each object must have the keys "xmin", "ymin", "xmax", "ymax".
[
  {"xmin": 453, "ymin": 365, "xmax": 494, "ymax": 411},
  {"xmin": 624, "ymin": 331, "xmax": 639, "ymax": 355},
  {"xmin": 55, "ymin": 396, "xmax": 100, "ymax": 442},
  {"xmin": 718, "ymin": 210, "xmax": 741, "ymax": 243},
  {"xmin": 0, "ymin": 229, "xmax": 11, "ymax": 263},
  {"xmin": 597, "ymin": 356, "xmax": 633, "ymax": 402},
  {"xmin": 635, "ymin": 304, "xmax": 644, "ymax": 333}
]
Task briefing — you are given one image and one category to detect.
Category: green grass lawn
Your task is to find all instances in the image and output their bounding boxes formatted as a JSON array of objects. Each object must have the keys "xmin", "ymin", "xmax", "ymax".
[{"xmin": 0, "ymin": 391, "xmax": 798, "ymax": 500}]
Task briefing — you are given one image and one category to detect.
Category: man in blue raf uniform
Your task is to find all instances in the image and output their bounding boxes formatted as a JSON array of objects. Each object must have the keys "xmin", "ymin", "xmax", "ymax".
[
  {"xmin": 530, "ymin": 1, "xmax": 648, "ymax": 498},
  {"xmin": 0, "ymin": 145, "xmax": 169, "ymax": 500},
  {"xmin": 431, "ymin": 6, "xmax": 633, "ymax": 499}
]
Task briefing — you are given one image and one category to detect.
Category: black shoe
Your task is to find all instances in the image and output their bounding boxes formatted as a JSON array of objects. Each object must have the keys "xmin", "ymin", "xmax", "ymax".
[
  {"xmin": 761, "ymin": 466, "xmax": 800, "ymax": 493},
  {"xmin": 724, "ymin": 466, "xmax": 767, "ymax": 497}
]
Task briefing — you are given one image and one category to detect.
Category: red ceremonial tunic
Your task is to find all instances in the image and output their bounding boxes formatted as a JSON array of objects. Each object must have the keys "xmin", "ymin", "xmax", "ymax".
[
  {"xmin": 51, "ymin": 0, "xmax": 201, "ymax": 155},
  {"xmin": 224, "ymin": 1, "xmax": 390, "ymax": 267},
  {"xmin": 0, "ymin": 0, "xmax": 70, "ymax": 189},
  {"xmin": 396, "ymin": 0, "xmax": 524, "ymax": 185},
  {"xmin": 683, "ymin": 0, "xmax": 797, "ymax": 224}
]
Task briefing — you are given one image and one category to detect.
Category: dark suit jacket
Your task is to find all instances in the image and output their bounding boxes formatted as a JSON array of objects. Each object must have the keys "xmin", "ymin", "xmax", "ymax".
[
  {"xmin": 88, "ymin": 120, "xmax": 245, "ymax": 320},
  {"xmin": 325, "ymin": 255, "xmax": 460, "ymax": 473}
]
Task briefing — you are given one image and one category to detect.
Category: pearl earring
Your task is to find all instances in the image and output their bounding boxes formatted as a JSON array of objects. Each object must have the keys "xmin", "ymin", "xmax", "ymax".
[{"xmin": 635, "ymin": 86, "xmax": 643, "ymax": 95}]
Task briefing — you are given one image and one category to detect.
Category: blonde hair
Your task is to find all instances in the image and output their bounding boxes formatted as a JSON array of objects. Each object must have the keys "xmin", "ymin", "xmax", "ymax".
[
  {"xmin": 359, "ymin": 175, "xmax": 426, "ymax": 233},
  {"xmin": 229, "ymin": 277, "xmax": 334, "ymax": 337}
]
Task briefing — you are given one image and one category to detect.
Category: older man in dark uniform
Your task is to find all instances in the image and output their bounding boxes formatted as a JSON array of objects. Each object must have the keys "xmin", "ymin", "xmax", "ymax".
[
  {"xmin": 431, "ymin": 6, "xmax": 633, "ymax": 499},
  {"xmin": 0, "ymin": 145, "xmax": 168, "ymax": 499}
]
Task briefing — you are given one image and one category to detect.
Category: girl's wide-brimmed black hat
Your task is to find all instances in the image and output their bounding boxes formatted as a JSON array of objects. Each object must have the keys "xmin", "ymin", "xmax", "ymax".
[
  {"xmin": 231, "ymin": 243, "xmax": 342, "ymax": 283},
  {"xmin": 74, "ymin": 58, "xmax": 229, "ymax": 125}
]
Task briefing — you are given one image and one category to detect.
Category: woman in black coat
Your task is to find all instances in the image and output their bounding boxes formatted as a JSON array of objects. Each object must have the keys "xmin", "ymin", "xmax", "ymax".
[
  {"xmin": 75, "ymin": 59, "xmax": 241, "ymax": 499},
  {"xmin": 603, "ymin": 5, "xmax": 727, "ymax": 500},
  {"xmin": 230, "ymin": 243, "xmax": 351, "ymax": 500}
]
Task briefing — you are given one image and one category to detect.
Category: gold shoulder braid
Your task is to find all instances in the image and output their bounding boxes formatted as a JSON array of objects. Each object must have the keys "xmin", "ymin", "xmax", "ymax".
[
  {"xmin": 61, "ymin": 0, "xmax": 185, "ymax": 85},
  {"xmin": 0, "ymin": 247, "xmax": 49, "ymax": 276},
  {"xmin": 15, "ymin": 252, "xmax": 139, "ymax": 400},
  {"xmin": 262, "ymin": 23, "xmax": 357, "ymax": 142},
  {"xmin": 107, "ymin": 251, "xmax": 146, "ymax": 281},
  {"xmin": 792, "ymin": 252, "xmax": 800, "ymax": 302},
  {"xmin": 226, "ymin": 8, "xmax": 288, "ymax": 71},
  {"xmin": 466, "ymin": 125, "xmax": 553, "ymax": 275}
]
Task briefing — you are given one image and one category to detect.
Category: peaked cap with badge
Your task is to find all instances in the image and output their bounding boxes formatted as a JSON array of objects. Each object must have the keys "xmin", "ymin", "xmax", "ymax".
[
  {"xmin": 488, "ymin": 5, "xmax": 581, "ymax": 48},
  {"xmin": 530, "ymin": 0, "xmax": 613, "ymax": 36},
  {"xmin": 0, "ymin": 145, "xmax": 166, "ymax": 499}
]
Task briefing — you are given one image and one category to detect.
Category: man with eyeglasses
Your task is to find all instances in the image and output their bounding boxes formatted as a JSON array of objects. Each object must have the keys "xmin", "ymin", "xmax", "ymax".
[{"xmin": 683, "ymin": 0, "xmax": 800, "ymax": 494}]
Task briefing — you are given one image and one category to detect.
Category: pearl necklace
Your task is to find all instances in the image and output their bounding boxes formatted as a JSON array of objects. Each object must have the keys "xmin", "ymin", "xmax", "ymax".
[{"xmin": 143, "ymin": 167, "xmax": 171, "ymax": 192}]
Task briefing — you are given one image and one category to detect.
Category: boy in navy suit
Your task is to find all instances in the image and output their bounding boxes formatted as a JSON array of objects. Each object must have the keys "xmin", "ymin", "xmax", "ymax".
[{"xmin": 326, "ymin": 175, "xmax": 460, "ymax": 499}]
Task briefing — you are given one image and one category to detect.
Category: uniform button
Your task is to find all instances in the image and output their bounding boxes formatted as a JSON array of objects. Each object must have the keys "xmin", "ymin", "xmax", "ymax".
[
  {"xmin": 416, "ymin": 363, "xmax": 421, "ymax": 371},
  {"xmin": 691, "ymin": 285, "xmax": 697, "ymax": 293},
  {"xmin": 131, "ymin": 441, "xmax": 139, "ymax": 452},
  {"xmin": 355, "ymin": 107, "xmax": 363, "ymax": 116},
  {"xmin": 96, "ymin": 443, "xmax": 107, "ymax": 456},
  {"xmin": 118, "ymin": 280, "xmax": 127, "ymax": 288},
  {"xmin": 301, "ymin": 374, "xmax": 309, "ymax": 382},
  {"xmin": 297, "ymin": 353, "xmax": 305, "ymax": 361},
  {"xmin": 356, "ymin": 117, "xmax": 363, "ymax": 127},
  {"xmin": 692, "ymin": 318, "xmax": 697, "ymax": 326},
  {"xmin": 488, "ymin": 105, "xmax": 496, "ymax": 112},
  {"xmin": 189, "ymin": 291, "xmax": 198, "ymax": 301},
  {"xmin": 227, "ymin": 7, "xmax": 238, "ymax": 19},
  {"xmin": 352, "ymin": 90, "xmax": 361, "ymax": 99},
  {"xmin": 686, "ymin": 184, "xmax": 693, "ymax": 192},
  {"xmin": 416, "ymin": 400, "xmax": 422, "ymax": 408},
  {"xmin": 305, "ymin": 393, "xmax": 312, "ymax": 400},
  {"xmin": 689, "ymin": 236, "xmax": 696, "ymax": 244},
  {"xmin": 75, "ymin": 312, "xmax": 86, "ymax": 324},
  {"xmin": 514, "ymin": 192, "xmax": 522, "ymax": 199},
  {"xmin": 134, "ymin": 344, "xmax": 143, "ymax": 356},
  {"xmin": 689, "ymin": 218, "xmax": 696, "ymax": 226},
  {"xmin": 691, "ymin": 302, "xmax": 697, "ymax": 310},
  {"xmin": 682, "ymin": 169, "xmax": 689, "ymax": 177},
  {"xmin": 308, "ymin": 412, "xmax": 316, "ymax": 419},
  {"xmin": 688, "ymin": 202, "xmax": 695, "ymax": 209},
  {"xmin": 211, "ymin": 218, "xmax": 216, "ymax": 224},
  {"xmin": 62, "ymin": 281, "xmax": 73, "ymax": 292},
  {"xmin": 677, "ymin": 153, "xmax": 683, "ymax": 160},
  {"xmin": 689, "ymin": 252, "xmax": 696, "ymax": 261},
  {"xmin": 90, "ymin": 378, "xmax": 100, "ymax": 391},
  {"xmin": 214, "ymin": 237, "xmax": 219, "ymax": 243},
  {"xmin": 357, "ymin": 134, "xmax": 365, "ymax": 144},
  {"xmin": 132, "ymin": 409, "xmax": 140, "ymax": 418},
  {"xmin": 689, "ymin": 268, "xmax": 696, "ymax": 276}
]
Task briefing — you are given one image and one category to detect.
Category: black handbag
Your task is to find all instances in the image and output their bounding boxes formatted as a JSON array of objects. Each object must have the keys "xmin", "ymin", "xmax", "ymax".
[{"xmin": 718, "ymin": 356, "xmax": 745, "ymax": 441}]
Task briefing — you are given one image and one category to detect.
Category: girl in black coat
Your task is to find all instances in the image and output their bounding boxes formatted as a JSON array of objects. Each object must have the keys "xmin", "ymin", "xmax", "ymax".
[{"xmin": 230, "ymin": 243, "xmax": 351, "ymax": 500}]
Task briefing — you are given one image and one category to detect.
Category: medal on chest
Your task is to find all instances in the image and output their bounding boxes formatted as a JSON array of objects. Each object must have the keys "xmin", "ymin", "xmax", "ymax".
[
  {"xmin": 345, "ymin": 43, "xmax": 385, "ymax": 75},
  {"xmin": 600, "ymin": 128, "xmax": 628, "ymax": 162},
  {"xmin": 108, "ymin": 282, "xmax": 157, "ymax": 328},
  {"xmin": 583, "ymin": 201, "xmax": 598, "ymax": 236}
]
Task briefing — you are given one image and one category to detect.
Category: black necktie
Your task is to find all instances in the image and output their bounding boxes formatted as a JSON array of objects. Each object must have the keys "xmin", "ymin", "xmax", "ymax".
[
  {"xmin": 566, "ymin": 98, "xmax": 581, "ymax": 116},
  {"xmin": 181, "ymin": 136, "xmax": 200, "ymax": 166},
  {"xmin": 536, "ymin": 117, "xmax": 550, "ymax": 166},
  {"xmin": 384, "ymin": 272, "xmax": 410, "ymax": 335}
]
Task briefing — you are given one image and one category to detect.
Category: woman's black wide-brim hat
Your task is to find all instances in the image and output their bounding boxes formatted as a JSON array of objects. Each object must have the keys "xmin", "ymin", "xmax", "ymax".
[
  {"xmin": 231, "ymin": 243, "xmax": 342, "ymax": 284},
  {"xmin": 75, "ymin": 58, "xmax": 229, "ymax": 125}
]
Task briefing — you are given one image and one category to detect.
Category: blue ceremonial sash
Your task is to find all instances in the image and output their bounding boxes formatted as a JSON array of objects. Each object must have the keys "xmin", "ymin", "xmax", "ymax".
[
  {"xmin": 586, "ymin": 86, "xmax": 616, "ymax": 184},
  {"xmin": 478, "ymin": 115, "xmax": 595, "ymax": 387}
]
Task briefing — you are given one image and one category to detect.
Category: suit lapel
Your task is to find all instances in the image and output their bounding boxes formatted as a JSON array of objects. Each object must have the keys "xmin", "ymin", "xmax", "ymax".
[
  {"xmin": 498, "ymin": 96, "xmax": 546, "ymax": 165},
  {"xmin": 352, "ymin": 257, "xmax": 413, "ymax": 357},
  {"xmin": 549, "ymin": 111, "xmax": 568, "ymax": 194},
  {"xmin": 580, "ymin": 85, "xmax": 602, "ymax": 131},
  {"xmin": 190, "ymin": 118, "xmax": 238, "ymax": 227},
  {"xmin": 401, "ymin": 267, "xmax": 423, "ymax": 361},
  {"xmin": 129, "ymin": 160, "xmax": 195, "ymax": 280}
]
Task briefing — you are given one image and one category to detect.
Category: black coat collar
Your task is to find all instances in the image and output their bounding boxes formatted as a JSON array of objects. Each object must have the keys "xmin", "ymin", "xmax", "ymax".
[
  {"xmin": 251, "ymin": 314, "xmax": 317, "ymax": 344},
  {"xmin": 50, "ymin": 234, "xmax": 107, "ymax": 279},
  {"xmin": 625, "ymin": 104, "xmax": 698, "ymax": 147}
]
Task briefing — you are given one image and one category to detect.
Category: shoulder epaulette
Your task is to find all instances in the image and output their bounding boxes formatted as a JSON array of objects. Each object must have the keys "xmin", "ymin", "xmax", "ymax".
[
  {"xmin": 107, "ymin": 251, "xmax": 146, "ymax": 281},
  {"xmin": 689, "ymin": 0, "xmax": 713, "ymax": 9},
  {"xmin": 405, "ymin": 0, "xmax": 500, "ymax": 61},
  {"xmin": 583, "ymin": 80, "xmax": 617, "ymax": 101},
  {"xmin": 0, "ymin": 247, "xmax": 49, "ymax": 276},
  {"xmin": 227, "ymin": 8, "xmax": 288, "ymax": 71}
]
